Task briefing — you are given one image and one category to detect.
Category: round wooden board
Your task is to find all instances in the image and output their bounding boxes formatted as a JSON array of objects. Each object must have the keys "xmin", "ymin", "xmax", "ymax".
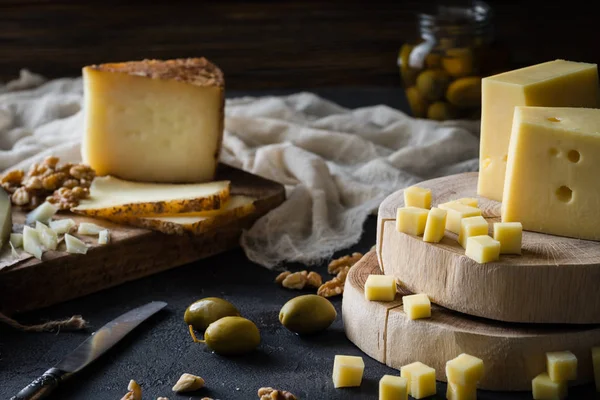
[
  {"xmin": 343, "ymin": 251, "xmax": 600, "ymax": 391},
  {"xmin": 376, "ymin": 172, "xmax": 600, "ymax": 324}
]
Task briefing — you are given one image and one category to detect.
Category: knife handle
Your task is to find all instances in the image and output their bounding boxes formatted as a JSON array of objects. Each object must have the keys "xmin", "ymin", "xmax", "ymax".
[{"xmin": 10, "ymin": 368, "xmax": 67, "ymax": 400}]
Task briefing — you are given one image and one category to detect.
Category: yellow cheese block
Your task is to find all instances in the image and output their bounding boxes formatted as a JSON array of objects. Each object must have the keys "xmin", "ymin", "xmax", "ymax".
[
  {"xmin": 502, "ymin": 107, "xmax": 600, "ymax": 240},
  {"xmin": 332, "ymin": 355, "xmax": 364, "ymax": 388},
  {"xmin": 82, "ymin": 58, "xmax": 225, "ymax": 183},
  {"xmin": 478, "ymin": 59, "xmax": 599, "ymax": 201},
  {"xmin": 402, "ymin": 293, "xmax": 431, "ymax": 320},
  {"xmin": 465, "ymin": 235, "xmax": 500, "ymax": 264},
  {"xmin": 454, "ymin": 197, "xmax": 478, "ymax": 207},
  {"xmin": 493, "ymin": 222, "xmax": 522, "ymax": 254},
  {"xmin": 438, "ymin": 202, "xmax": 481, "ymax": 234},
  {"xmin": 404, "ymin": 186, "xmax": 431, "ymax": 209},
  {"xmin": 379, "ymin": 375, "xmax": 408, "ymax": 400},
  {"xmin": 446, "ymin": 382, "xmax": 476, "ymax": 400},
  {"xmin": 532, "ymin": 373, "xmax": 567, "ymax": 400},
  {"xmin": 364, "ymin": 274, "xmax": 397, "ymax": 302},
  {"xmin": 546, "ymin": 351, "xmax": 577, "ymax": 382},
  {"xmin": 422, "ymin": 207, "xmax": 447, "ymax": 243},
  {"xmin": 445, "ymin": 353, "xmax": 484, "ymax": 386},
  {"xmin": 458, "ymin": 216, "xmax": 488, "ymax": 249},
  {"xmin": 396, "ymin": 207, "xmax": 429, "ymax": 236},
  {"xmin": 592, "ymin": 347, "xmax": 600, "ymax": 392},
  {"xmin": 400, "ymin": 361, "xmax": 436, "ymax": 399}
]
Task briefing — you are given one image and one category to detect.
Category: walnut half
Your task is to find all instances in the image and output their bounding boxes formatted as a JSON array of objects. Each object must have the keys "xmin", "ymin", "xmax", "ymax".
[
  {"xmin": 258, "ymin": 387, "xmax": 297, "ymax": 400},
  {"xmin": 275, "ymin": 270, "xmax": 322, "ymax": 290}
]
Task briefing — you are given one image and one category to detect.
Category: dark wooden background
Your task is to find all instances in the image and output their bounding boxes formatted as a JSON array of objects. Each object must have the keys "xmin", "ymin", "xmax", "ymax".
[{"xmin": 0, "ymin": 0, "xmax": 597, "ymax": 89}]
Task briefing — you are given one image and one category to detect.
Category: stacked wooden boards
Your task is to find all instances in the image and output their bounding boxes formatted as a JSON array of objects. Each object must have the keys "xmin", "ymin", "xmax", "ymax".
[
  {"xmin": 343, "ymin": 172, "xmax": 600, "ymax": 390},
  {"xmin": 0, "ymin": 164, "xmax": 285, "ymax": 315}
]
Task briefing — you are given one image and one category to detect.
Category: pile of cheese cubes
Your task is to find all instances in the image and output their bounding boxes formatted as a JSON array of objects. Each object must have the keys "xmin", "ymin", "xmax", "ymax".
[
  {"xmin": 397, "ymin": 185, "xmax": 523, "ymax": 264},
  {"xmin": 364, "ymin": 274, "xmax": 431, "ymax": 321},
  {"xmin": 532, "ymin": 351, "xmax": 578, "ymax": 399},
  {"xmin": 332, "ymin": 353, "xmax": 485, "ymax": 400}
]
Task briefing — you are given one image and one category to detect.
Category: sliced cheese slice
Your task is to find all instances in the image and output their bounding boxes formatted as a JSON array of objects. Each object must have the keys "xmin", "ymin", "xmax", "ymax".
[
  {"xmin": 109, "ymin": 195, "xmax": 256, "ymax": 235},
  {"xmin": 72, "ymin": 176, "xmax": 230, "ymax": 218}
]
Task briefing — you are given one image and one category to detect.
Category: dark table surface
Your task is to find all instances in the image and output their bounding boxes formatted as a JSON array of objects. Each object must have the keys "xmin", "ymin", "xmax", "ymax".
[{"xmin": 0, "ymin": 88, "xmax": 596, "ymax": 400}]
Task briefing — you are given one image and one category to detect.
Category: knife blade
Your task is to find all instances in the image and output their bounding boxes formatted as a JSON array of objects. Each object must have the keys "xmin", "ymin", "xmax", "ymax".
[{"xmin": 10, "ymin": 301, "xmax": 167, "ymax": 400}]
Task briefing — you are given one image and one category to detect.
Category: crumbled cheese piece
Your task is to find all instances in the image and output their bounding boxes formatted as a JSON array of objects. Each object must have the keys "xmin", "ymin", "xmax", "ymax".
[
  {"xmin": 25, "ymin": 201, "xmax": 58, "ymax": 225},
  {"xmin": 49, "ymin": 218, "xmax": 76, "ymax": 234},
  {"xmin": 98, "ymin": 229, "xmax": 110, "ymax": 245},
  {"xmin": 77, "ymin": 222, "xmax": 106, "ymax": 236},
  {"xmin": 23, "ymin": 226, "xmax": 43, "ymax": 260},
  {"xmin": 65, "ymin": 234, "xmax": 88, "ymax": 255},
  {"xmin": 9, "ymin": 233, "xmax": 23, "ymax": 248},
  {"xmin": 36, "ymin": 221, "xmax": 58, "ymax": 251}
]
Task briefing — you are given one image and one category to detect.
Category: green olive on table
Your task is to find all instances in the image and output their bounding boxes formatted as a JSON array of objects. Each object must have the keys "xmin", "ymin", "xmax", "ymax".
[
  {"xmin": 184, "ymin": 297, "xmax": 240, "ymax": 331},
  {"xmin": 200, "ymin": 316, "xmax": 261, "ymax": 355},
  {"xmin": 279, "ymin": 294, "xmax": 337, "ymax": 335}
]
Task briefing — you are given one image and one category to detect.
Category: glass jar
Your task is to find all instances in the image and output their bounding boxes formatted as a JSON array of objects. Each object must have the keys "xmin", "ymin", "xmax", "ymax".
[{"xmin": 398, "ymin": 0, "xmax": 511, "ymax": 120}]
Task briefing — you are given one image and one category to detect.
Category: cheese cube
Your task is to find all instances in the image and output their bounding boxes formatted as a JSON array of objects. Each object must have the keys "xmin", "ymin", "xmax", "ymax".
[
  {"xmin": 379, "ymin": 375, "xmax": 408, "ymax": 400},
  {"xmin": 400, "ymin": 361, "xmax": 436, "ymax": 399},
  {"xmin": 82, "ymin": 58, "xmax": 225, "ymax": 183},
  {"xmin": 332, "ymin": 355, "xmax": 365, "ymax": 388},
  {"xmin": 502, "ymin": 106, "xmax": 600, "ymax": 240},
  {"xmin": 438, "ymin": 202, "xmax": 481, "ymax": 234},
  {"xmin": 445, "ymin": 353, "xmax": 484, "ymax": 386},
  {"xmin": 404, "ymin": 186, "xmax": 432, "ymax": 209},
  {"xmin": 454, "ymin": 198, "xmax": 478, "ymax": 207},
  {"xmin": 365, "ymin": 275, "xmax": 397, "ymax": 302},
  {"xmin": 402, "ymin": 293, "xmax": 431, "ymax": 320},
  {"xmin": 493, "ymin": 222, "xmax": 522, "ymax": 254},
  {"xmin": 532, "ymin": 373, "xmax": 567, "ymax": 400},
  {"xmin": 458, "ymin": 216, "xmax": 489, "ymax": 249},
  {"xmin": 446, "ymin": 382, "xmax": 477, "ymax": 400},
  {"xmin": 396, "ymin": 207, "xmax": 429, "ymax": 236},
  {"xmin": 592, "ymin": 347, "xmax": 600, "ymax": 392},
  {"xmin": 423, "ymin": 207, "xmax": 447, "ymax": 243},
  {"xmin": 546, "ymin": 351, "xmax": 577, "ymax": 382},
  {"xmin": 478, "ymin": 59, "xmax": 599, "ymax": 201},
  {"xmin": 465, "ymin": 235, "xmax": 500, "ymax": 264}
]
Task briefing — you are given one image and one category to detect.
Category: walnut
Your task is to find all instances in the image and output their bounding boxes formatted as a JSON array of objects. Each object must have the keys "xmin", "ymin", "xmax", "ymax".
[
  {"xmin": 327, "ymin": 252, "xmax": 363, "ymax": 275},
  {"xmin": 42, "ymin": 172, "xmax": 67, "ymax": 190},
  {"xmin": 278, "ymin": 270, "xmax": 322, "ymax": 290},
  {"xmin": 258, "ymin": 387, "xmax": 297, "ymax": 400},
  {"xmin": 306, "ymin": 271, "xmax": 322, "ymax": 287},
  {"xmin": 43, "ymin": 156, "xmax": 60, "ymax": 168},
  {"xmin": 172, "ymin": 373, "xmax": 205, "ymax": 392},
  {"xmin": 157, "ymin": 398, "xmax": 170, "ymax": 400},
  {"xmin": 69, "ymin": 164, "xmax": 95, "ymax": 181},
  {"xmin": 23, "ymin": 176, "xmax": 43, "ymax": 190},
  {"xmin": 1, "ymin": 169, "xmax": 24, "ymax": 185},
  {"xmin": 2, "ymin": 182, "xmax": 17, "ymax": 194},
  {"xmin": 62, "ymin": 178, "xmax": 79, "ymax": 189},
  {"xmin": 11, "ymin": 187, "xmax": 30, "ymax": 206},
  {"xmin": 27, "ymin": 162, "xmax": 48, "ymax": 177},
  {"xmin": 317, "ymin": 277, "xmax": 344, "ymax": 298},
  {"xmin": 336, "ymin": 266, "xmax": 350, "ymax": 284},
  {"xmin": 275, "ymin": 271, "xmax": 291, "ymax": 284}
]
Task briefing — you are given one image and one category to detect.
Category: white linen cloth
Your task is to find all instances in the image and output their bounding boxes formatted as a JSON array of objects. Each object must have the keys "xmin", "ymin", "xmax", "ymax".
[{"xmin": 0, "ymin": 70, "xmax": 480, "ymax": 269}]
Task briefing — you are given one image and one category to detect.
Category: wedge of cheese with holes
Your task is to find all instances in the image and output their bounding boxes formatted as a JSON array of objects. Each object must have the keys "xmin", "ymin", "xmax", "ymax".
[
  {"xmin": 82, "ymin": 58, "xmax": 224, "ymax": 183},
  {"xmin": 478, "ymin": 59, "xmax": 599, "ymax": 201},
  {"xmin": 502, "ymin": 106, "xmax": 600, "ymax": 240}
]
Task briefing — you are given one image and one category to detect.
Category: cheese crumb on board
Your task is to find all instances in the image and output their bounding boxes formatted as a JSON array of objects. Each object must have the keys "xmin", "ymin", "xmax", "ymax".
[
  {"xmin": 364, "ymin": 275, "xmax": 397, "ymax": 302},
  {"xmin": 422, "ymin": 207, "xmax": 447, "ymax": 243},
  {"xmin": 592, "ymin": 347, "xmax": 600, "ymax": 392},
  {"xmin": 35, "ymin": 221, "xmax": 58, "ymax": 251},
  {"xmin": 402, "ymin": 293, "xmax": 431, "ymax": 320},
  {"xmin": 400, "ymin": 361, "xmax": 436, "ymax": 399},
  {"xmin": 438, "ymin": 201, "xmax": 481, "ymax": 234},
  {"xmin": 65, "ymin": 234, "xmax": 88, "ymax": 255},
  {"xmin": 446, "ymin": 353, "xmax": 484, "ymax": 386},
  {"xmin": 493, "ymin": 222, "xmax": 522, "ymax": 255},
  {"xmin": 23, "ymin": 226, "xmax": 43, "ymax": 260},
  {"xmin": 446, "ymin": 381, "xmax": 476, "ymax": 400},
  {"xmin": 532, "ymin": 372, "xmax": 567, "ymax": 400},
  {"xmin": 404, "ymin": 186, "xmax": 431, "ymax": 209},
  {"xmin": 77, "ymin": 222, "xmax": 106, "ymax": 236},
  {"xmin": 9, "ymin": 233, "xmax": 23, "ymax": 248},
  {"xmin": 98, "ymin": 229, "xmax": 110, "ymax": 245},
  {"xmin": 49, "ymin": 218, "xmax": 76, "ymax": 235},
  {"xmin": 465, "ymin": 235, "xmax": 500, "ymax": 264},
  {"xmin": 546, "ymin": 351, "xmax": 577, "ymax": 382},
  {"xmin": 379, "ymin": 375, "xmax": 408, "ymax": 400},
  {"xmin": 396, "ymin": 207, "xmax": 429, "ymax": 236},
  {"xmin": 458, "ymin": 216, "xmax": 488, "ymax": 249},
  {"xmin": 332, "ymin": 355, "xmax": 364, "ymax": 388},
  {"xmin": 25, "ymin": 201, "xmax": 58, "ymax": 225},
  {"xmin": 82, "ymin": 58, "xmax": 224, "ymax": 184}
]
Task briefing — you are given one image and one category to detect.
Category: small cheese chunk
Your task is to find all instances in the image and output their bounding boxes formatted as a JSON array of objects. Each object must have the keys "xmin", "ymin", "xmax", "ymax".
[
  {"xmin": 396, "ymin": 207, "xmax": 429, "ymax": 236},
  {"xmin": 454, "ymin": 197, "xmax": 478, "ymax": 207},
  {"xmin": 478, "ymin": 60, "xmax": 599, "ymax": 201},
  {"xmin": 493, "ymin": 222, "xmax": 522, "ymax": 254},
  {"xmin": 9, "ymin": 242, "xmax": 18, "ymax": 258},
  {"xmin": 446, "ymin": 382, "xmax": 476, "ymax": 400},
  {"xmin": 379, "ymin": 375, "xmax": 408, "ymax": 400},
  {"xmin": 365, "ymin": 275, "xmax": 397, "ymax": 302},
  {"xmin": 423, "ymin": 207, "xmax": 447, "ymax": 243},
  {"xmin": 532, "ymin": 372, "xmax": 567, "ymax": 400},
  {"xmin": 404, "ymin": 186, "xmax": 431, "ymax": 209},
  {"xmin": 546, "ymin": 351, "xmax": 577, "ymax": 382},
  {"xmin": 400, "ymin": 361, "xmax": 436, "ymax": 399},
  {"xmin": 23, "ymin": 226, "xmax": 43, "ymax": 260},
  {"xmin": 35, "ymin": 221, "xmax": 58, "ymax": 251},
  {"xmin": 465, "ymin": 235, "xmax": 500, "ymax": 264},
  {"xmin": 65, "ymin": 234, "xmax": 88, "ymax": 255},
  {"xmin": 82, "ymin": 58, "xmax": 224, "ymax": 183},
  {"xmin": 25, "ymin": 201, "xmax": 58, "ymax": 225},
  {"xmin": 98, "ymin": 229, "xmax": 110, "ymax": 245},
  {"xmin": 332, "ymin": 355, "xmax": 365, "ymax": 388},
  {"xmin": 402, "ymin": 293, "xmax": 431, "ymax": 320},
  {"xmin": 446, "ymin": 353, "xmax": 484, "ymax": 386},
  {"xmin": 49, "ymin": 218, "xmax": 76, "ymax": 235},
  {"xmin": 77, "ymin": 222, "xmax": 106, "ymax": 236},
  {"xmin": 438, "ymin": 202, "xmax": 481, "ymax": 234},
  {"xmin": 592, "ymin": 347, "xmax": 599, "ymax": 392},
  {"xmin": 9, "ymin": 233, "xmax": 23, "ymax": 248},
  {"xmin": 458, "ymin": 216, "xmax": 489, "ymax": 249}
]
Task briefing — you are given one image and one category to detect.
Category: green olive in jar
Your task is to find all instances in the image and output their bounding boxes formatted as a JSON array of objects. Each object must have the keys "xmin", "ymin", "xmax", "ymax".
[
  {"xmin": 405, "ymin": 87, "xmax": 429, "ymax": 118},
  {"xmin": 427, "ymin": 101, "xmax": 459, "ymax": 121},
  {"xmin": 398, "ymin": 44, "xmax": 420, "ymax": 87},
  {"xmin": 416, "ymin": 69, "xmax": 451, "ymax": 101},
  {"xmin": 446, "ymin": 77, "xmax": 482, "ymax": 108},
  {"xmin": 442, "ymin": 48, "xmax": 475, "ymax": 78},
  {"xmin": 184, "ymin": 297, "xmax": 240, "ymax": 331},
  {"xmin": 203, "ymin": 316, "xmax": 260, "ymax": 355},
  {"xmin": 279, "ymin": 294, "xmax": 337, "ymax": 335}
]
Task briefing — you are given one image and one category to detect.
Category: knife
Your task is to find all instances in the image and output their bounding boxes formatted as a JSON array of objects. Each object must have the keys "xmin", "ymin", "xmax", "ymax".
[{"xmin": 10, "ymin": 301, "xmax": 167, "ymax": 400}]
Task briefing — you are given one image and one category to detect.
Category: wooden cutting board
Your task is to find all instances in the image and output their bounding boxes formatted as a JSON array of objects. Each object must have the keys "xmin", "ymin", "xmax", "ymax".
[
  {"xmin": 343, "ymin": 251, "xmax": 600, "ymax": 391},
  {"xmin": 376, "ymin": 172, "xmax": 600, "ymax": 324},
  {"xmin": 0, "ymin": 164, "xmax": 285, "ymax": 315}
]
